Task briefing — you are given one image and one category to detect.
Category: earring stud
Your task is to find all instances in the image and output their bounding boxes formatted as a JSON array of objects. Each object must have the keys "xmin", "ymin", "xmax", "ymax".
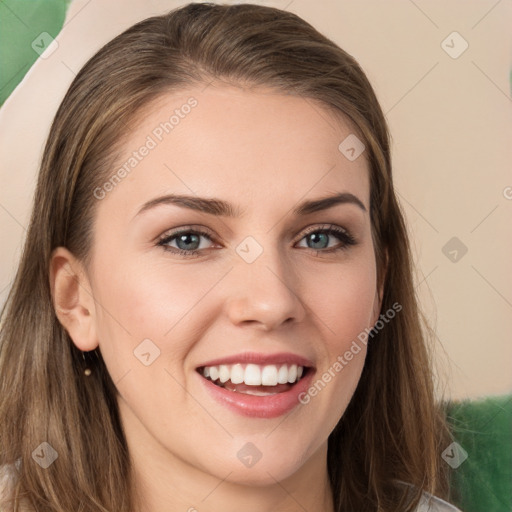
[{"xmin": 82, "ymin": 350, "xmax": 92, "ymax": 376}]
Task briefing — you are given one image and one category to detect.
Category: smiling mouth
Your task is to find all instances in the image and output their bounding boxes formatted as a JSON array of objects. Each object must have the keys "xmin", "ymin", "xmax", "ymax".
[{"xmin": 196, "ymin": 363, "xmax": 311, "ymax": 396}]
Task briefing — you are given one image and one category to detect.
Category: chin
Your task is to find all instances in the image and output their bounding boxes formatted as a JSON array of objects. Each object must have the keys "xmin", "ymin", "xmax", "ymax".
[{"xmin": 203, "ymin": 446, "xmax": 310, "ymax": 487}]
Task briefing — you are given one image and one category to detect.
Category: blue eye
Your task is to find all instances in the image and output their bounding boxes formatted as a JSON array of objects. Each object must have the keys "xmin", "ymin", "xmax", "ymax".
[
  {"xmin": 157, "ymin": 228, "xmax": 213, "ymax": 258},
  {"xmin": 298, "ymin": 225, "xmax": 356, "ymax": 253},
  {"xmin": 157, "ymin": 224, "xmax": 356, "ymax": 258}
]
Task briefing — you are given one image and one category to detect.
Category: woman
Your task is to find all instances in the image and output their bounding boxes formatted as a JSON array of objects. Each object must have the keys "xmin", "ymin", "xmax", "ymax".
[{"xmin": 0, "ymin": 3, "xmax": 462, "ymax": 511}]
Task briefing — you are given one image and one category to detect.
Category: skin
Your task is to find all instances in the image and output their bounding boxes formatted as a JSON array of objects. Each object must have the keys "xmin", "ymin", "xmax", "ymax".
[{"xmin": 51, "ymin": 82, "xmax": 385, "ymax": 512}]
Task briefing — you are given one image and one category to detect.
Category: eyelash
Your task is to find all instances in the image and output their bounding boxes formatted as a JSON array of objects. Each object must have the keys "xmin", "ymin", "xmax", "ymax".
[{"xmin": 156, "ymin": 224, "xmax": 357, "ymax": 259}]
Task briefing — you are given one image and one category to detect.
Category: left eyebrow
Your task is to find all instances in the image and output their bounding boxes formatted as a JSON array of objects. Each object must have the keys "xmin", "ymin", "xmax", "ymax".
[
  {"xmin": 293, "ymin": 192, "xmax": 367, "ymax": 215},
  {"xmin": 134, "ymin": 191, "xmax": 367, "ymax": 219}
]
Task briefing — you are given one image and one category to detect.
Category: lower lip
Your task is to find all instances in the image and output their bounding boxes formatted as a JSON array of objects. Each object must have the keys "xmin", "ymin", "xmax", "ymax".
[{"xmin": 197, "ymin": 369, "xmax": 315, "ymax": 418}]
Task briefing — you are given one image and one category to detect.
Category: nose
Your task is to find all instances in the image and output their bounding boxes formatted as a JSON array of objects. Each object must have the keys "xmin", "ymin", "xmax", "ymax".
[{"xmin": 224, "ymin": 244, "xmax": 306, "ymax": 331}]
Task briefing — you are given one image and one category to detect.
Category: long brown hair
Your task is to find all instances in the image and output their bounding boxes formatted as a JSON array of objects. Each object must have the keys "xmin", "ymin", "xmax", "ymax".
[{"xmin": 0, "ymin": 3, "xmax": 453, "ymax": 510}]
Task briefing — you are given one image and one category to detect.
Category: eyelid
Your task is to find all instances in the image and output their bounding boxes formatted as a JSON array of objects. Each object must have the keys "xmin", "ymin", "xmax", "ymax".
[
  {"xmin": 298, "ymin": 223, "xmax": 352, "ymax": 239},
  {"xmin": 156, "ymin": 224, "xmax": 217, "ymax": 243}
]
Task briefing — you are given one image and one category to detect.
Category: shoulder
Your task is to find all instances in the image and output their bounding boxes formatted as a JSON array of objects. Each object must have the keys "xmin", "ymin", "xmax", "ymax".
[
  {"xmin": 414, "ymin": 490, "xmax": 463, "ymax": 512},
  {"xmin": 394, "ymin": 481, "xmax": 462, "ymax": 512},
  {"xmin": 0, "ymin": 461, "xmax": 33, "ymax": 512},
  {"xmin": 0, "ymin": 462, "xmax": 17, "ymax": 500}
]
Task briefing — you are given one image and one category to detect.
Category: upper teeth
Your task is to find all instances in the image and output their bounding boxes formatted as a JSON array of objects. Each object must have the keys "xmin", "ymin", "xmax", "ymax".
[{"xmin": 202, "ymin": 363, "xmax": 304, "ymax": 386}]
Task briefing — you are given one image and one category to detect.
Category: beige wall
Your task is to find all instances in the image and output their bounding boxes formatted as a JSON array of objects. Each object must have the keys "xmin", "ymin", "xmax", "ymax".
[{"xmin": 0, "ymin": 0, "xmax": 510, "ymax": 401}]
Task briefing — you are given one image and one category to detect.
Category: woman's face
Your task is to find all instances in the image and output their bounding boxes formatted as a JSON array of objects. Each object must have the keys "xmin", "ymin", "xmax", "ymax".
[{"xmin": 83, "ymin": 84, "xmax": 382, "ymax": 487}]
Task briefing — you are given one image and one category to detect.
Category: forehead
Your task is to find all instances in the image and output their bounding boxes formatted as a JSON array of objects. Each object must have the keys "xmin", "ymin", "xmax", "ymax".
[{"xmin": 97, "ymin": 83, "xmax": 370, "ymax": 219}]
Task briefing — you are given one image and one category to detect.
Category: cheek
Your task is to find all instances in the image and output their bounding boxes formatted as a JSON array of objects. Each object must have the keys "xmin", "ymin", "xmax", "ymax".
[
  {"xmin": 299, "ymin": 260, "xmax": 376, "ymax": 438},
  {"xmin": 89, "ymin": 253, "xmax": 219, "ymax": 364},
  {"xmin": 297, "ymin": 251, "xmax": 377, "ymax": 422},
  {"xmin": 306, "ymin": 255, "xmax": 378, "ymax": 351},
  {"xmin": 89, "ymin": 257, "xmax": 214, "ymax": 415}
]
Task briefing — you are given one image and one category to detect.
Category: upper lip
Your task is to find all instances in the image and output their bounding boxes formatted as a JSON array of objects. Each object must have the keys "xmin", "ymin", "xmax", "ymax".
[{"xmin": 196, "ymin": 351, "xmax": 315, "ymax": 369}]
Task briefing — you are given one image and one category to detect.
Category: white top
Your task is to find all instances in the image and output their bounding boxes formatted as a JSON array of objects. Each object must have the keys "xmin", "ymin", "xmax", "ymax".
[
  {"xmin": 416, "ymin": 492, "xmax": 463, "ymax": 511},
  {"xmin": 0, "ymin": 463, "xmax": 462, "ymax": 511}
]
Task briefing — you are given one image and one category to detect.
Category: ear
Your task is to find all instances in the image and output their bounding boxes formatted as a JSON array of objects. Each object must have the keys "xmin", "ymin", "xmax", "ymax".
[{"xmin": 49, "ymin": 247, "xmax": 98, "ymax": 351}]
